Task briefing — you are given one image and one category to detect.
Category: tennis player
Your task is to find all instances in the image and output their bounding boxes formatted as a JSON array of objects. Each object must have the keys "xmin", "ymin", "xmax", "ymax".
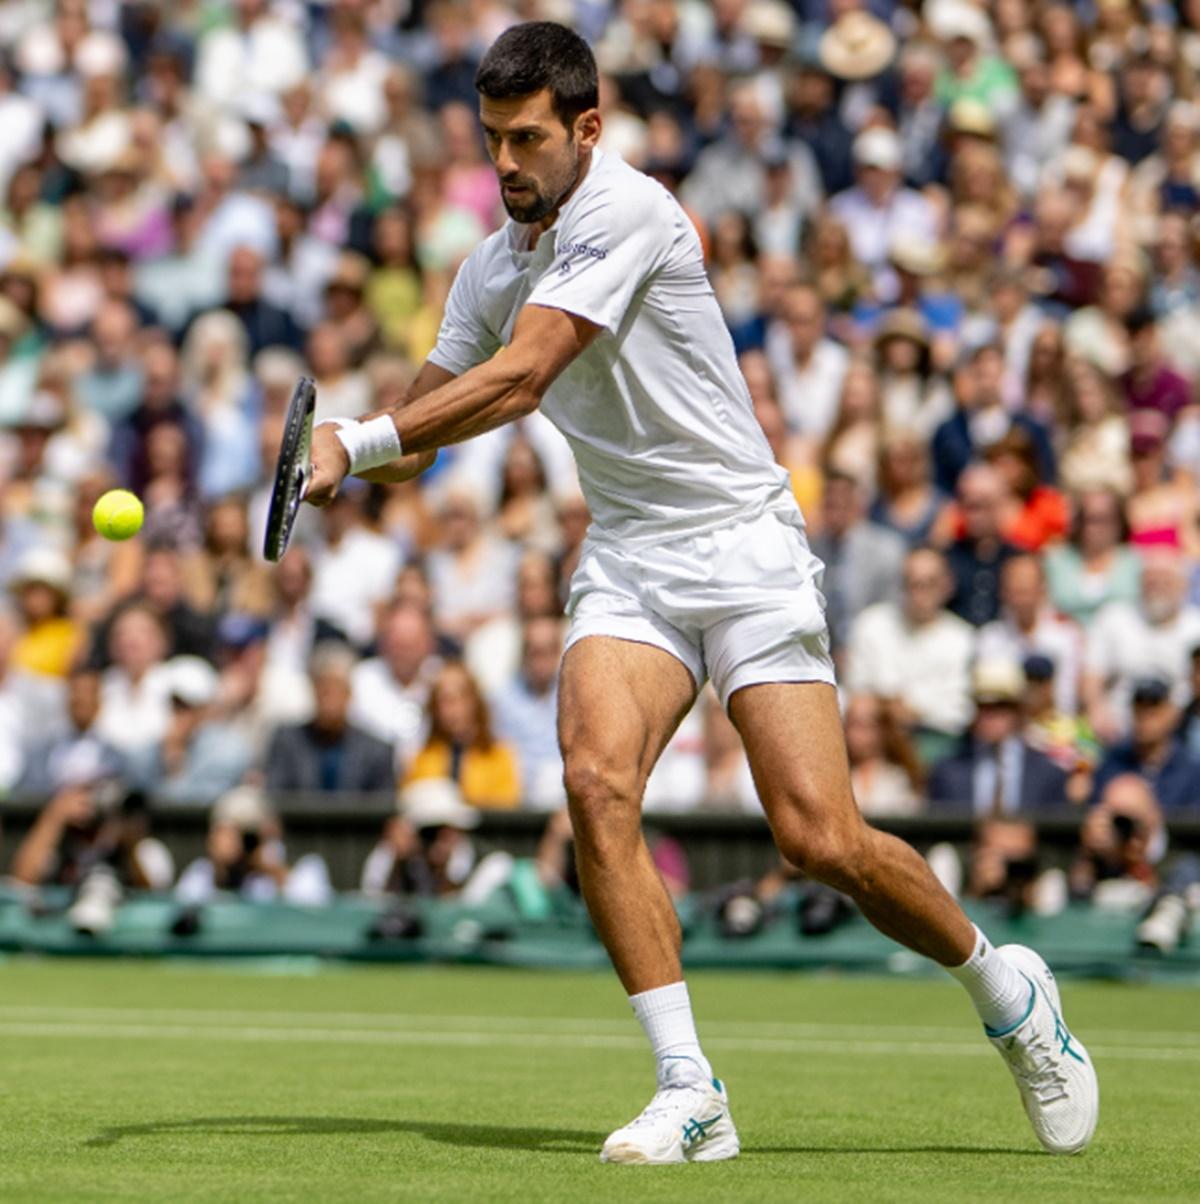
[{"xmin": 305, "ymin": 22, "xmax": 1098, "ymax": 1165}]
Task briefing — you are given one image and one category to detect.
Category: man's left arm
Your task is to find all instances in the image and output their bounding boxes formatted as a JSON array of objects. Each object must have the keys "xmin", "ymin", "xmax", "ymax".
[{"xmin": 306, "ymin": 304, "xmax": 599, "ymax": 504}]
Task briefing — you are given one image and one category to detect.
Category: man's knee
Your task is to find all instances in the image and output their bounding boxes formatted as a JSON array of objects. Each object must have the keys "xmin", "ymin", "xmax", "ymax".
[
  {"xmin": 563, "ymin": 756, "xmax": 642, "ymax": 860},
  {"xmin": 774, "ymin": 815, "xmax": 870, "ymax": 893}
]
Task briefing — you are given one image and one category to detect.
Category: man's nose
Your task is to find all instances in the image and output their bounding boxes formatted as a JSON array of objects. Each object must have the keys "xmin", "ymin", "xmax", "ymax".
[{"xmin": 493, "ymin": 139, "xmax": 518, "ymax": 176}]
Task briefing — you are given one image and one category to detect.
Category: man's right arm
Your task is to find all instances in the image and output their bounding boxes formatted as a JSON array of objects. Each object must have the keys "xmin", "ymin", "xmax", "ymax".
[{"xmin": 352, "ymin": 360, "xmax": 454, "ymax": 485}]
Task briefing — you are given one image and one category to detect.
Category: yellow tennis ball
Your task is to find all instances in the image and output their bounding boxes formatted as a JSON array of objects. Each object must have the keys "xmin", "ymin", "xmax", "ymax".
[{"xmin": 92, "ymin": 489, "xmax": 144, "ymax": 541}]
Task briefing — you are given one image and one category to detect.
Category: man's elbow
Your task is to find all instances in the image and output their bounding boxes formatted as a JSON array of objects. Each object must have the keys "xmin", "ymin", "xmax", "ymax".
[{"xmin": 510, "ymin": 385, "xmax": 542, "ymax": 418}]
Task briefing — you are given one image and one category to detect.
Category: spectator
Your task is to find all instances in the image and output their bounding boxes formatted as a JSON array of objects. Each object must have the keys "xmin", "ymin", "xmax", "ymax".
[
  {"xmin": 19, "ymin": 664, "xmax": 116, "ymax": 795},
  {"xmin": 466, "ymin": 549, "xmax": 561, "ymax": 697},
  {"xmin": 349, "ymin": 602, "xmax": 441, "ymax": 774},
  {"xmin": 978, "ymin": 555, "xmax": 1084, "ymax": 715},
  {"xmin": 681, "ymin": 80, "xmax": 821, "ymax": 229},
  {"xmin": 1069, "ymin": 774, "xmax": 1164, "ymax": 904},
  {"xmin": 844, "ymin": 693, "xmax": 923, "ymax": 818},
  {"xmin": 1125, "ymin": 410, "xmax": 1196, "ymax": 555},
  {"xmin": 126, "ymin": 655, "xmax": 253, "ymax": 806},
  {"xmin": 1056, "ymin": 356, "xmax": 1132, "ymax": 497},
  {"xmin": 89, "ymin": 543, "xmax": 216, "ymax": 667},
  {"xmin": 8, "ymin": 547, "xmax": 81, "ymax": 679},
  {"xmin": 963, "ymin": 818, "xmax": 1042, "ymax": 914},
  {"xmin": 260, "ymin": 546, "xmax": 345, "ymax": 722},
  {"xmin": 931, "ymin": 343, "xmax": 1054, "ymax": 497},
  {"xmin": 175, "ymin": 785, "xmax": 332, "ymax": 906},
  {"xmin": 942, "ymin": 464, "xmax": 1021, "ymax": 628},
  {"xmin": 10, "ymin": 754, "xmax": 173, "ymax": 905},
  {"xmin": 869, "ymin": 426, "xmax": 950, "ymax": 549},
  {"xmin": 1090, "ymin": 676, "xmax": 1200, "ymax": 812},
  {"xmin": 928, "ymin": 659, "xmax": 1071, "ymax": 815},
  {"xmin": 95, "ymin": 603, "xmax": 173, "ymax": 758},
  {"xmin": 361, "ymin": 777, "xmax": 480, "ymax": 899},
  {"xmin": 308, "ymin": 485, "xmax": 403, "ymax": 650},
  {"xmin": 829, "ymin": 127, "xmax": 938, "ymax": 296},
  {"xmin": 1021, "ymin": 654, "xmax": 1100, "ymax": 798},
  {"xmin": 873, "ymin": 309, "xmax": 953, "ymax": 441},
  {"xmin": 808, "ymin": 470, "xmax": 905, "ymax": 660},
  {"xmin": 406, "ymin": 661, "xmax": 520, "ymax": 810},
  {"xmin": 1085, "ymin": 549, "xmax": 1200, "ymax": 739},
  {"xmin": 846, "ymin": 546, "xmax": 976, "ymax": 760},
  {"xmin": 492, "ymin": 616, "xmax": 565, "ymax": 810},
  {"xmin": 265, "ymin": 642, "xmax": 395, "ymax": 795},
  {"xmin": 425, "ymin": 484, "xmax": 518, "ymax": 642},
  {"xmin": 179, "ymin": 313, "xmax": 260, "ymax": 500},
  {"xmin": 931, "ymin": 2, "xmax": 1019, "ymax": 118},
  {"xmin": 1122, "ymin": 307, "xmax": 1191, "ymax": 425},
  {"xmin": 1044, "ymin": 487, "xmax": 1141, "ymax": 625},
  {"xmin": 981, "ymin": 428, "xmax": 1068, "ymax": 552},
  {"xmin": 763, "ymin": 280, "xmax": 848, "ymax": 443}
]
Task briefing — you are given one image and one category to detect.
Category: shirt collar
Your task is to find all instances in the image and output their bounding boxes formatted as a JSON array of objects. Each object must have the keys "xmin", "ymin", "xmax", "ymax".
[{"xmin": 504, "ymin": 147, "xmax": 604, "ymax": 260}]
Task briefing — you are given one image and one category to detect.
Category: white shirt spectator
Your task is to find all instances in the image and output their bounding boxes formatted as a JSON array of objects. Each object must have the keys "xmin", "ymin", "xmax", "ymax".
[
  {"xmin": 349, "ymin": 656, "xmax": 436, "ymax": 774},
  {"xmin": 95, "ymin": 663, "xmax": 173, "ymax": 756},
  {"xmin": 977, "ymin": 608, "xmax": 1085, "ymax": 715},
  {"xmin": 318, "ymin": 49, "xmax": 392, "ymax": 136},
  {"xmin": 1086, "ymin": 601, "xmax": 1200, "ymax": 729},
  {"xmin": 764, "ymin": 324, "xmax": 849, "ymax": 440},
  {"xmin": 846, "ymin": 603, "xmax": 977, "ymax": 736},
  {"xmin": 310, "ymin": 529, "xmax": 402, "ymax": 649},
  {"xmin": 829, "ymin": 185, "xmax": 939, "ymax": 283},
  {"xmin": 194, "ymin": 16, "xmax": 309, "ymax": 111},
  {"xmin": 426, "ymin": 537, "xmax": 519, "ymax": 636}
]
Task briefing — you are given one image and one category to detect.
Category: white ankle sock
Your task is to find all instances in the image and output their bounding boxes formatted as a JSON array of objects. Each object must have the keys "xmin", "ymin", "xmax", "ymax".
[
  {"xmin": 945, "ymin": 925, "xmax": 1034, "ymax": 1033},
  {"xmin": 629, "ymin": 981, "xmax": 713, "ymax": 1086}
]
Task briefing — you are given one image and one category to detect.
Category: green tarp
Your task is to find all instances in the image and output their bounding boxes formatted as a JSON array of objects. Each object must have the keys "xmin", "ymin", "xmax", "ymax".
[{"xmin": 0, "ymin": 889, "xmax": 1195, "ymax": 982}]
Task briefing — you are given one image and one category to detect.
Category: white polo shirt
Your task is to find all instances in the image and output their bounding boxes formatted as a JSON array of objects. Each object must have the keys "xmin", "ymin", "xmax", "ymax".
[{"xmin": 428, "ymin": 149, "xmax": 797, "ymax": 547}]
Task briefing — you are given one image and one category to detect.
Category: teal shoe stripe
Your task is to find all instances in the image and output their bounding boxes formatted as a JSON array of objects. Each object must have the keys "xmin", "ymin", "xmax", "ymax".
[{"xmin": 984, "ymin": 975, "xmax": 1037, "ymax": 1038}]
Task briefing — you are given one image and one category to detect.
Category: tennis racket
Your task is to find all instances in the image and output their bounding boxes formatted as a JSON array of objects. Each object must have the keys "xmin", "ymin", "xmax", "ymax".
[{"xmin": 262, "ymin": 376, "xmax": 316, "ymax": 562}]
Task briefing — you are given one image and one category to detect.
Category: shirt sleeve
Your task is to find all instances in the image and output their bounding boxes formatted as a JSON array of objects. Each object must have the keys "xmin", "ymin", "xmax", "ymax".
[
  {"xmin": 525, "ymin": 183, "xmax": 672, "ymax": 336},
  {"xmin": 428, "ymin": 251, "xmax": 502, "ymax": 376}
]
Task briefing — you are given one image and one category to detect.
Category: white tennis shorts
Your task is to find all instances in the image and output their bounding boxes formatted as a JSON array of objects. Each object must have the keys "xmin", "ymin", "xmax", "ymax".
[{"xmin": 564, "ymin": 507, "xmax": 835, "ymax": 707}]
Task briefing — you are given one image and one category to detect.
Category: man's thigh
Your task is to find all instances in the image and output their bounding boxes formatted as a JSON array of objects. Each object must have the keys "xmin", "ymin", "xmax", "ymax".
[
  {"xmin": 558, "ymin": 636, "xmax": 698, "ymax": 796},
  {"xmin": 728, "ymin": 681, "xmax": 861, "ymax": 843}
]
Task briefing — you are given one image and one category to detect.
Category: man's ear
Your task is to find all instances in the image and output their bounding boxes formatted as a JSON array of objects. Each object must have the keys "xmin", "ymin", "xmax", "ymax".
[{"xmin": 574, "ymin": 108, "xmax": 602, "ymax": 150}]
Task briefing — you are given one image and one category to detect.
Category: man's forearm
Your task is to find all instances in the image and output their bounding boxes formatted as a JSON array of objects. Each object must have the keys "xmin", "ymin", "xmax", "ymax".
[{"xmin": 376, "ymin": 351, "xmax": 540, "ymax": 454}]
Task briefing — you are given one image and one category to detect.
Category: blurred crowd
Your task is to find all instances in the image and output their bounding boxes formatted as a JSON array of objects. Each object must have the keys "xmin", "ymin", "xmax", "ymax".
[{"xmin": 0, "ymin": 0, "xmax": 1199, "ymax": 936}]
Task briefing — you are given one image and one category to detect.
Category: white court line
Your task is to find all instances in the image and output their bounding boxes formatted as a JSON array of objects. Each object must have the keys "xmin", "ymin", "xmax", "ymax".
[
  {"xmin": 0, "ymin": 1019, "xmax": 1195, "ymax": 1063},
  {"xmin": 0, "ymin": 1005, "xmax": 1195, "ymax": 1048}
]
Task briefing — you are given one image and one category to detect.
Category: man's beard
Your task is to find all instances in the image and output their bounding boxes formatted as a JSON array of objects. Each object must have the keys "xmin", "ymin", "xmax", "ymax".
[{"xmin": 500, "ymin": 150, "xmax": 581, "ymax": 224}]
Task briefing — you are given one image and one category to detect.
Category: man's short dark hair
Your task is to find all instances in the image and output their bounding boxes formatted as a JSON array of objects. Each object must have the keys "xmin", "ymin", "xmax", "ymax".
[{"xmin": 475, "ymin": 21, "xmax": 598, "ymax": 129}]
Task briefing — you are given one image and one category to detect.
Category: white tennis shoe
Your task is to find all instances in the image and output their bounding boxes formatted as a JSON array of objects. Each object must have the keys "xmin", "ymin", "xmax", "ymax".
[
  {"xmin": 988, "ymin": 944, "xmax": 1099, "ymax": 1155},
  {"xmin": 600, "ymin": 1060, "xmax": 739, "ymax": 1165}
]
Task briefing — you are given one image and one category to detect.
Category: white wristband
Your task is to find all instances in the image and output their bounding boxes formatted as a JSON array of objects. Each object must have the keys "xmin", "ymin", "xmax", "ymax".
[{"xmin": 319, "ymin": 415, "xmax": 403, "ymax": 474}]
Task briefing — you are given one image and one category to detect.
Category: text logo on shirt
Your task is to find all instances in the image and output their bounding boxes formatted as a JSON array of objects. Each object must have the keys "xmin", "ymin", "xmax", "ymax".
[{"xmin": 558, "ymin": 241, "xmax": 607, "ymax": 274}]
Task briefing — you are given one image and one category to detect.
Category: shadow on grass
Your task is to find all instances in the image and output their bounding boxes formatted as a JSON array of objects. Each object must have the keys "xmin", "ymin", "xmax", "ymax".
[
  {"xmin": 745, "ymin": 1145, "xmax": 1042, "ymax": 1157},
  {"xmin": 86, "ymin": 1117, "xmax": 1039, "ymax": 1160},
  {"xmin": 85, "ymin": 1116, "xmax": 603, "ymax": 1155}
]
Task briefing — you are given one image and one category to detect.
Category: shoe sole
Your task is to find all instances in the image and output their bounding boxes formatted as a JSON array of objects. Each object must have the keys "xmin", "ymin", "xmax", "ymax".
[
  {"xmin": 600, "ymin": 1143, "xmax": 685, "ymax": 1165},
  {"xmin": 998, "ymin": 944, "xmax": 1099, "ymax": 1156}
]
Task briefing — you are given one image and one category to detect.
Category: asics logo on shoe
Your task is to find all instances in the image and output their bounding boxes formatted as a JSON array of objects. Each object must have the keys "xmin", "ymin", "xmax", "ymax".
[
  {"xmin": 681, "ymin": 1114, "xmax": 723, "ymax": 1146},
  {"xmin": 1053, "ymin": 1011, "xmax": 1086, "ymax": 1064}
]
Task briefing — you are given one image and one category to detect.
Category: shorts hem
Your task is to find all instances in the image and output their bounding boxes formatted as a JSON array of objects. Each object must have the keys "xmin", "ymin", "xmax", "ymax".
[
  {"xmin": 563, "ymin": 617, "xmax": 703, "ymax": 689},
  {"xmin": 716, "ymin": 665, "xmax": 837, "ymax": 711}
]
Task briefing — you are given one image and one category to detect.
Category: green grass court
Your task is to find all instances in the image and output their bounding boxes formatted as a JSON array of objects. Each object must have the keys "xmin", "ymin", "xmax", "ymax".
[{"xmin": 1, "ymin": 959, "xmax": 1194, "ymax": 1202}]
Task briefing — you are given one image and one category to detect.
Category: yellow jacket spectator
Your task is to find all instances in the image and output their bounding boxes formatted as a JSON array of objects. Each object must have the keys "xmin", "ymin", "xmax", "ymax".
[
  {"xmin": 405, "ymin": 661, "xmax": 521, "ymax": 809},
  {"xmin": 10, "ymin": 548, "xmax": 82, "ymax": 678}
]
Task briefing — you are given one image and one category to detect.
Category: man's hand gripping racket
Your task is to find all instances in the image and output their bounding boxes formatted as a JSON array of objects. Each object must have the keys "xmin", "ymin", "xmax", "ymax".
[{"xmin": 262, "ymin": 378, "xmax": 351, "ymax": 561}]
